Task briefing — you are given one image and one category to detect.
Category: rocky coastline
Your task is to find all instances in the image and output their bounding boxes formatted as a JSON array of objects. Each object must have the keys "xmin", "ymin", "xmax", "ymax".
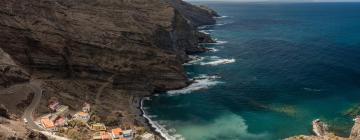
[
  {"xmin": 0, "ymin": 0, "xmax": 218, "ymax": 139},
  {"xmin": 286, "ymin": 118, "xmax": 360, "ymax": 140}
]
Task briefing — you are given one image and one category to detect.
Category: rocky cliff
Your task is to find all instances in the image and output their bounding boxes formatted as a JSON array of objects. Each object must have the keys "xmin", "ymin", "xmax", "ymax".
[
  {"xmin": 0, "ymin": 0, "xmax": 216, "ymax": 93},
  {"xmin": 166, "ymin": 0, "xmax": 219, "ymax": 27},
  {"xmin": 0, "ymin": 0, "xmax": 217, "ymax": 139}
]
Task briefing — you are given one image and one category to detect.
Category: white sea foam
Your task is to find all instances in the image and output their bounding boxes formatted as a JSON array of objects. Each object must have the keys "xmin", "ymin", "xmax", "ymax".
[
  {"xmin": 141, "ymin": 98, "xmax": 181, "ymax": 140},
  {"xmin": 200, "ymin": 58, "xmax": 236, "ymax": 66},
  {"xmin": 183, "ymin": 56, "xmax": 205, "ymax": 66},
  {"xmin": 215, "ymin": 40, "xmax": 228, "ymax": 44},
  {"xmin": 198, "ymin": 30, "xmax": 210, "ymax": 35},
  {"xmin": 167, "ymin": 74, "xmax": 223, "ymax": 95},
  {"xmin": 216, "ymin": 21, "xmax": 233, "ymax": 26},
  {"xmin": 208, "ymin": 48, "xmax": 219, "ymax": 52},
  {"xmin": 185, "ymin": 56, "xmax": 235, "ymax": 66},
  {"xmin": 215, "ymin": 15, "xmax": 229, "ymax": 19}
]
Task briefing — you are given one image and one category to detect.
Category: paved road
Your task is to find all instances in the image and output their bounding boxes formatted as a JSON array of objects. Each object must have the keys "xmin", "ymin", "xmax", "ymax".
[{"xmin": 22, "ymin": 81, "xmax": 44, "ymax": 131}]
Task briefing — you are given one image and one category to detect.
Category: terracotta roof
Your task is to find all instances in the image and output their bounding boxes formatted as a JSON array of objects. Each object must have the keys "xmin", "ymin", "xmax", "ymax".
[
  {"xmin": 41, "ymin": 117, "xmax": 55, "ymax": 128},
  {"xmin": 100, "ymin": 131, "xmax": 111, "ymax": 140},
  {"xmin": 77, "ymin": 112, "xmax": 89, "ymax": 116},
  {"xmin": 111, "ymin": 128, "xmax": 122, "ymax": 135}
]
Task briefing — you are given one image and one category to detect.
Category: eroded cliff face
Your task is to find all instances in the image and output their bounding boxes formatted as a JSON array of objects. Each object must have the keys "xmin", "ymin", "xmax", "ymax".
[
  {"xmin": 0, "ymin": 0, "xmax": 217, "ymax": 138},
  {"xmin": 0, "ymin": 0, "xmax": 215, "ymax": 93},
  {"xmin": 0, "ymin": 48, "xmax": 30, "ymax": 87},
  {"xmin": 166, "ymin": 0, "xmax": 219, "ymax": 27}
]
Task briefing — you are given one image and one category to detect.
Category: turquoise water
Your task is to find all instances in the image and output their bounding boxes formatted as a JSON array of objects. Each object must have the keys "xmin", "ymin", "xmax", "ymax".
[{"xmin": 143, "ymin": 2, "xmax": 360, "ymax": 140}]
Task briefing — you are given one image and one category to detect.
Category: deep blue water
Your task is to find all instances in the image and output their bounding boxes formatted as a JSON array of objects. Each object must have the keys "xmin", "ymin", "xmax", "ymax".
[{"xmin": 143, "ymin": 2, "xmax": 360, "ymax": 140}]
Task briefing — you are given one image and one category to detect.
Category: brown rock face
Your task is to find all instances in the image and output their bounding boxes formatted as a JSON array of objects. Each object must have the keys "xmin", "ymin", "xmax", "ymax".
[
  {"xmin": 0, "ymin": 104, "xmax": 10, "ymax": 119},
  {"xmin": 350, "ymin": 119, "xmax": 360, "ymax": 139},
  {"xmin": 0, "ymin": 48, "xmax": 30, "ymax": 87},
  {"xmin": 166, "ymin": 0, "xmax": 219, "ymax": 27},
  {"xmin": 0, "ymin": 0, "xmax": 214, "ymax": 93}
]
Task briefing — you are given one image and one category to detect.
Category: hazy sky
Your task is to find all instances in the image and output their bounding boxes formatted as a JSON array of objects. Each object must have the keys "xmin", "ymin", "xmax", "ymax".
[{"xmin": 187, "ymin": 0, "xmax": 360, "ymax": 2}]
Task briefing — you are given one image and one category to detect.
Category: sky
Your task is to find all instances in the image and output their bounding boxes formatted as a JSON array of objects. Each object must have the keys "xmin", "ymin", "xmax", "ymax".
[{"xmin": 187, "ymin": 0, "xmax": 360, "ymax": 2}]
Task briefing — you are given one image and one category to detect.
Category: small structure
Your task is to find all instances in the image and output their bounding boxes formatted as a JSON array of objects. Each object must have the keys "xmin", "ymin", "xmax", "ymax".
[
  {"xmin": 111, "ymin": 128, "xmax": 123, "ymax": 139},
  {"xmin": 122, "ymin": 129, "xmax": 133, "ymax": 139},
  {"xmin": 82, "ymin": 102, "xmax": 91, "ymax": 113},
  {"xmin": 91, "ymin": 123, "xmax": 107, "ymax": 131},
  {"xmin": 40, "ymin": 117, "xmax": 56, "ymax": 131},
  {"xmin": 48, "ymin": 101, "xmax": 60, "ymax": 111},
  {"xmin": 93, "ymin": 131, "xmax": 111, "ymax": 140},
  {"xmin": 74, "ymin": 111, "xmax": 90, "ymax": 122},
  {"xmin": 55, "ymin": 105, "xmax": 69, "ymax": 115},
  {"xmin": 141, "ymin": 133, "xmax": 155, "ymax": 140},
  {"xmin": 54, "ymin": 116, "xmax": 67, "ymax": 127}
]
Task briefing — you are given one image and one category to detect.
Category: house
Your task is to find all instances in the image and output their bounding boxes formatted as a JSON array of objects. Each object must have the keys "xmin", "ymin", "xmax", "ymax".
[
  {"xmin": 54, "ymin": 116, "xmax": 67, "ymax": 127},
  {"xmin": 111, "ymin": 128, "xmax": 122, "ymax": 139},
  {"xmin": 74, "ymin": 111, "xmax": 90, "ymax": 122},
  {"xmin": 93, "ymin": 131, "xmax": 111, "ymax": 140},
  {"xmin": 40, "ymin": 117, "xmax": 56, "ymax": 131},
  {"xmin": 122, "ymin": 130, "xmax": 133, "ymax": 139},
  {"xmin": 48, "ymin": 101, "xmax": 60, "ymax": 111},
  {"xmin": 82, "ymin": 102, "xmax": 91, "ymax": 113},
  {"xmin": 55, "ymin": 105, "xmax": 69, "ymax": 115},
  {"xmin": 140, "ymin": 133, "xmax": 155, "ymax": 140},
  {"xmin": 91, "ymin": 123, "xmax": 107, "ymax": 131}
]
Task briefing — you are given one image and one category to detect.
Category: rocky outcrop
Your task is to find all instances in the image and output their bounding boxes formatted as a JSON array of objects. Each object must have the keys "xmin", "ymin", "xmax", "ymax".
[
  {"xmin": 286, "ymin": 118, "xmax": 360, "ymax": 140},
  {"xmin": 0, "ymin": 105, "xmax": 9, "ymax": 119},
  {"xmin": 0, "ymin": 48, "xmax": 30, "ymax": 87},
  {"xmin": 285, "ymin": 133, "xmax": 347, "ymax": 140},
  {"xmin": 350, "ymin": 117, "xmax": 360, "ymax": 139},
  {"xmin": 166, "ymin": 0, "xmax": 219, "ymax": 27},
  {"xmin": 0, "ymin": 0, "xmax": 216, "ymax": 94},
  {"xmin": 197, "ymin": 31, "xmax": 216, "ymax": 44}
]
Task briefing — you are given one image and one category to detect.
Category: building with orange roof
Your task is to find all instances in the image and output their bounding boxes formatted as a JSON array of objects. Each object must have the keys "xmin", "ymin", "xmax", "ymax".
[
  {"xmin": 93, "ymin": 131, "xmax": 111, "ymax": 140},
  {"xmin": 111, "ymin": 128, "xmax": 123, "ymax": 139},
  {"xmin": 40, "ymin": 117, "xmax": 56, "ymax": 131}
]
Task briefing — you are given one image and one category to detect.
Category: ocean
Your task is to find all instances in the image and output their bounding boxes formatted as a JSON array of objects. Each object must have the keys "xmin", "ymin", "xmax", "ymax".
[{"xmin": 142, "ymin": 2, "xmax": 360, "ymax": 140}]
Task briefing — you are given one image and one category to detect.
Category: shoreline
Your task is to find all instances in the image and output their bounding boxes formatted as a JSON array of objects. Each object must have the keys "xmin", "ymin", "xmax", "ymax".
[
  {"xmin": 136, "ymin": 24, "xmax": 220, "ymax": 140},
  {"xmin": 138, "ymin": 96, "xmax": 173, "ymax": 140}
]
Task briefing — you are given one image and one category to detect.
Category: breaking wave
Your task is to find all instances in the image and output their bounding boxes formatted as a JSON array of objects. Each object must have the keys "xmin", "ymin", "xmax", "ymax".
[
  {"xmin": 167, "ymin": 74, "xmax": 223, "ymax": 95},
  {"xmin": 216, "ymin": 21, "xmax": 234, "ymax": 26},
  {"xmin": 141, "ymin": 98, "xmax": 184, "ymax": 140},
  {"xmin": 215, "ymin": 15, "xmax": 229, "ymax": 19},
  {"xmin": 185, "ymin": 55, "xmax": 235, "ymax": 66},
  {"xmin": 208, "ymin": 48, "xmax": 219, "ymax": 52},
  {"xmin": 200, "ymin": 58, "xmax": 235, "ymax": 66},
  {"xmin": 198, "ymin": 30, "xmax": 210, "ymax": 35},
  {"xmin": 183, "ymin": 55, "xmax": 205, "ymax": 66}
]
